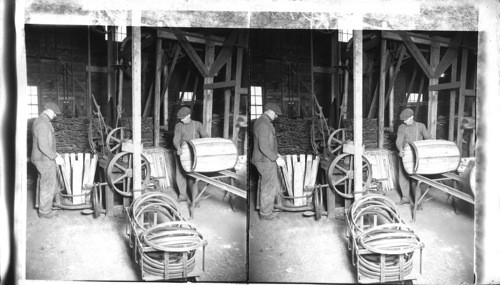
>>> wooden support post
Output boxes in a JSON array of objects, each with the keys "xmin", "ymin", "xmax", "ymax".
[
  {"xmin": 132, "ymin": 17, "xmax": 142, "ymax": 198},
  {"xmin": 378, "ymin": 38, "xmax": 387, "ymax": 149},
  {"xmin": 385, "ymin": 44, "xmax": 406, "ymax": 107},
  {"xmin": 162, "ymin": 44, "xmax": 181, "ymax": 103},
  {"xmin": 448, "ymin": 57, "xmax": 458, "ymax": 141},
  {"xmin": 341, "ymin": 63, "xmax": 349, "ymax": 122},
  {"xmin": 388, "ymin": 65, "xmax": 395, "ymax": 130},
  {"xmin": 404, "ymin": 69, "xmax": 417, "ymax": 106},
  {"xmin": 367, "ymin": 83, "xmax": 379, "ymax": 118},
  {"xmin": 311, "ymin": 30, "xmax": 315, "ymax": 124},
  {"xmin": 14, "ymin": 21, "xmax": 28, "ymax": 280},
  {"xmin": 232, "ymin": 35, "xmax": 244, "ymax": 144},
  {"xmin": 154, "ymin": 39, "xmax": 163, "ymax": 147},
  {"xmin": 427, "ymin": 39, "xmax": 440, "ymax": 138},
  {"xmin": 415, "ymin": 76, "xmax": 425, "ymax": 118},
  {"xmin": 191, "ymin": 76, "xmax": 199, "ymax": 110},
  {"xmin": 203, "ymin": 40, "xmax": 215, "ymax": 136},
  {"xmin": 353, "ymin": 30, "xmax": 363, "ymax": 200},
  {"xmin": 224, "ymin": 56, "xmax": 232, "ymax": 139},
  {"xmin": 117, "ymin": 58, "xmax": 124, "ymax": 122},
  {"xmin": 87, "ymin": 26, "xmax": 92, "ymax": 118},
  {"xmin": 331, "ymin": 31, "xmax": 339, "ymax": 127},
  {"xmin": 179, "ymin": 69, "xmax": 192, "ymax": 102},
  {"xmin": 457, "ymin": 48, "xmax": 469, "ymax": 151},
  {"xmin": 163, "ymin": 62, "xmax": 169, "ymax": 129},
  {"xmin": 142, "ymin": 82, "xmax": 154, "ymax": 118},
  {"xmin": 107, "ymin": 26, "xmax": 114, "ymax": 102}
]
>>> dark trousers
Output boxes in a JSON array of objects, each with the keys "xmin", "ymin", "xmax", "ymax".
[
  {"xmin": 253, "ymin": 161, "xmax": 280, "ymax": 216},
  {"xmin": 175, "ymin": 155, "xmax": 194, "ymax": 199},
  {"xmin": 398, "ymin": 159, "xmax": 427, "ymax": 201},
  {"xmin": 33, "ymin": 160, "xmax": 57, "ymax": 214}
]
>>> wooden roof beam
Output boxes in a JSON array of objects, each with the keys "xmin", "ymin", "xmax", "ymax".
[{"xmin": 399, "ymin": 32, "xmax": 434, "ymax": 79}]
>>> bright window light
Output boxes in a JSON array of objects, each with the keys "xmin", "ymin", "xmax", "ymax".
[
  {"xmin": 338, "ymin": 29, "xmax": 353, "ymax": 43},
  {"xmin": 106, "ymin": 26, "xmax": 127, "ymax": 42},
  {"xmin": 28, "ymin": 86, "xmax": 39, "ymax": 119},
  {"xmin": 406, "ymin": 93, "xmax": 420, "ymax": 103},
  {"xmin": 180, "ymin": 91, "xmax": 193, "ymax": 102},
  {"xmin": 251, "ymin": 86, "xmax": 263, "ymax": 119}
]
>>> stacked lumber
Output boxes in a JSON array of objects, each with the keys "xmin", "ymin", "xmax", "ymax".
[
  {"xmin": 141, "ymin": 147, "xmax": 176, "ymax": 191},
  {"xmin": 58, "ymin": 153, "xmax": 98, "ymax": 204},
  {"xmin": 363, "ymin": 149, "xmax": 398, "ymax": 192},
  {"xmin": 280, "ymin": 154, "xmax": 320, "ymax": 206},
  {"xmin": 120, "ymin": 117, "xmax": 171, "ymax": 149},
  {"xmin": 344, "ymin": 119, "xmax": 397, "ymax": 150},
  {"xmin": 273, "ymin": 118, "xmax": 315, "ymax": 155}
]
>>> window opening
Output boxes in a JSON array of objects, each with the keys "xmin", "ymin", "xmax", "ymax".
[
  {"xmin": 250, "ymin": 86, "xmax": 263, "ymax": 120},
  {"xmin": 27, "ymin": 86, "xmax": 39, "ymax": 119}
]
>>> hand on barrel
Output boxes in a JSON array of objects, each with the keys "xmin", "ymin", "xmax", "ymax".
[
  {"xmin": 55, "ymin": 154, "xmax": 64, "ymax": 165},
  {"xmin": 399, "ymin": 150, "xmax": 405, "ymax": 157},
  {"xmin": 276, "ymin": 155, "xmax": 286, "ymax": 167},
  {"xmin": 176, "ymin": 148, "xmax": 182, "ymax": 155}
]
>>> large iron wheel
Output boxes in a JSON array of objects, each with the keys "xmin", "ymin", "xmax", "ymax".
[
  {"xmin": 327, "ymin": 153, "xmax": 372, "ymax": 199},
  {"xmin": 106, "ymin": 127, "xmax": 132, "ymax": 155},
  {"xmin": 106, "ymin": 151, "xmax": 151, "ymax": 196},
  {"xmin": 327, "ymin": 128, "xmax": 353, "ymax": 156}
]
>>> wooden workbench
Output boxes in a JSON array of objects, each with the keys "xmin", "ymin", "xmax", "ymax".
[
  {"xmin": 409, "ymin": 171, "xmax": 474, "ymax": 221},
  {"xmin": 187, "ymin": 170, "xmax": 246, "ymax": 218}
]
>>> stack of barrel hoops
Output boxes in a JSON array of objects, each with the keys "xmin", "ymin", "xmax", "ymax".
[
  {"xmin": 345, "ymin": 194, "xmax": 424, "ymax": 283},
  {"xmin": 126, "ymin": 192, "xmax": 207, "ymax": 281}
]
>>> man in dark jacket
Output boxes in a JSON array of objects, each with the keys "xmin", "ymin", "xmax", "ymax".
[
  {"xmin": 396, "ymin": 108, "xmax": 431, "ymax": 205},
  {"xmin": 173, "ymin": 107, "xmax": 209, "ymax": 202},
  {"xmin": 252, "ymin": 103, "xmax": 286, "ymax": 221},
  {"xmin": 32, "ymin": 102, "xmax": 64, "ymax": 218}
]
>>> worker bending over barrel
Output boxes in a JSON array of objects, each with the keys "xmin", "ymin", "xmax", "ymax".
[
  {"xmin": 173, "ymin": 107, "xmax": 209, "ymax": 202},
  {"xmin": 252, "ymin": 103, "xmax": 286, "ymax": 221},
  {"xmin": 396, "ymin": 108, "xmax": 431, "ymax": 205}
]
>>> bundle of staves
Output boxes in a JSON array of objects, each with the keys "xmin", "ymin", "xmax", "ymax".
[
  {"xmin": 58, "ymin": 153, "xmax": 98, "ymax": 204},
  {"xmin": 274, "ymin": 117, "xmax": 315, "ymax": 155},
  {"xmin": 141, "ymin": 147, "xmax": 176, "ymax": 191},
  {"xmin": 363, "ymin": 149, "xmax": 398, "ymax": 192},
  {"xmin": 280, "ymin": 154, "xmax": 320, "ymax": 206}
]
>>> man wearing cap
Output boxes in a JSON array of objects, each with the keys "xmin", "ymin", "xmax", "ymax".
[
  {"xmin": 32, "ymin": 102, "xmax": 64, "ymax": 218},
  {"xmin": 396, "ymin": 108, "xmax": 431, "ymax": 205},
  {"xmin": 173, "ymin": 107, "xmax": 209, "ymax": 202},
  {"xmin": 252, "ymin": 102, "xmax": 286, "ymax": 221}
]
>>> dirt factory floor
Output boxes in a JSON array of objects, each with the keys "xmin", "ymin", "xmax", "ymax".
[
  {"xmin": 25, "ymin": 171, "xmax": 247, "ymax": 282},
  {"xmin": 248, "ymin": 180, "xmax": 474, "ymax": 284}
]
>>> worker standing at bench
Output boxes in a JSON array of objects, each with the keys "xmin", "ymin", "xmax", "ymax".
[
  {"xmin": 396, "ymin": 108, "xmax": 431, "ymax": 205},
  {"xmin": 173, "ymin": 107, "xmax": 209, "ymax": 202},
  {"xmin": 252, "ymin": 103, "xmax": 286, "ymax": 221}
]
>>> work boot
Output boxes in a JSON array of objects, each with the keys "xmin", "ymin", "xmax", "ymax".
[
  {"xmin": 38, "ymin": 211, "xmax": 58, "ymax": 219},
  {"xmin": 259, "ymin": 213, "xmax": 280, "ymax": 221},
  {"xmin": 177, "ymin": 194, "xmax": 188, "ymax": 202},
  {"xmin": 396, "ymin": 196, "xmax": 411, "ymax": 205}
]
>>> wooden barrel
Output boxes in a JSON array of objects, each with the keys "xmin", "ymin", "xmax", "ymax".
[
  {"xmin": 179, "ymin": 138, "xmax": 238, "ymax": 173},
  {"xmin": 402, "ymin": 140, "xmax": 460, "ymax": 175}
]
